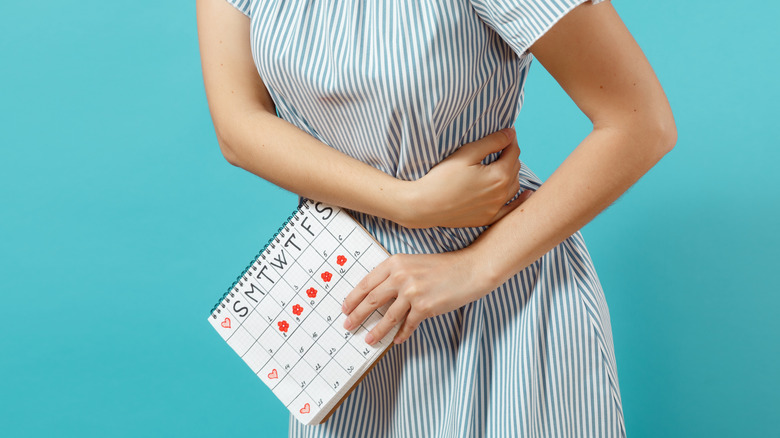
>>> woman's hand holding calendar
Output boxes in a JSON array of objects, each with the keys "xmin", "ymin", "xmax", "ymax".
[{"xmin": 341, "ymin": 189, "xmax": 534, "ymax": 346}]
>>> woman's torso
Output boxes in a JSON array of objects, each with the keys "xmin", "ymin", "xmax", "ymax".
[{"xmin": 247, "ymin": 1, "xmax": 540, "ymax": 254}]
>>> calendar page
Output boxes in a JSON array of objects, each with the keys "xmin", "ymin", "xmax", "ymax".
[{"xmin": 207, "ymin": 199, "xmax": 399, "ymax": 425}]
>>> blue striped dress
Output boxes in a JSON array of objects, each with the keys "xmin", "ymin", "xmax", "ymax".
[{"xmin": 223, "ymin": 0, "xmax": 626, "ymax": 436}]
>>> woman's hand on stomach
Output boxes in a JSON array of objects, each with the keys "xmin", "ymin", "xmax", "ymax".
[{"xmin": 399, "ymin": 127, "xmax": 532, "ymax": 229}]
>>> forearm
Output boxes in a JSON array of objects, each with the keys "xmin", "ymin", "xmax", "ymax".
[
  {"xmin": 466, "ymin": 124, "xmax": 675, "ymax": 292},
  {"xmin": 218, "ymin": 109, "xmax": 412, "ymax": 223}
]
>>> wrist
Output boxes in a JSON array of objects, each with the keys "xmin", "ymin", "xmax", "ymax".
[
  {"xmin": 459, "ymin": 239, "xmax": 506, "ymax": 295},
  {"xmin": 391, "ymin": 179, "xmax": 430, "ymax": 229}
]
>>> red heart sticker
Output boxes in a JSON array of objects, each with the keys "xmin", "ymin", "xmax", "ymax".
[
  {"xmin": 278, "ymin": 320, "xmax": 289, "ymax": 333},
  {"xmin": 267, "ymin": 368, "xmax": 278, "ymax": 379},
  {"xmin": 300, "ymin": 403, "xmax": 310, "ymax": 414},
  {"xmin": 321, "ymin": 271, "xmax": 332, "ymax": 282},
  {"xmin": 336, "ymin": 255, "xmax": 347, "ymax": 266},
  {"xmin": 292, "ymin": 304, "xmax": 303, "ymax": 316},
  {"xmin": 220, "ymin": 317, "xmax": 231, "ymax": 329},
  {"xmin": 306, "ymin": 287, "xmax": 318, "ymax": 298}
]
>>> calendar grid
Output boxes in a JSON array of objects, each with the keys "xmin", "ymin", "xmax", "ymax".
[{"xmin": 208, "ymin": 199, "xmax": 393, "ymax": 422}]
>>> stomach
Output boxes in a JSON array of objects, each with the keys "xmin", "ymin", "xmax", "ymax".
[{"xmin": 303, "ymin": 158, "xmax": 542, "ymax": 256}]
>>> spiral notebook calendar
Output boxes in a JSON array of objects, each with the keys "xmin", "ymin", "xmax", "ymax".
[{"xmin": 207, "ymin": 198, "xmax": 398, "ymax": 425}]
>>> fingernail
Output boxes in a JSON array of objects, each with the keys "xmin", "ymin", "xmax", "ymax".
[
  {"xmin": 343, "ymin": 319, "xmax": 351, "ymax": 330},
  {"xmin": 364, "ymin": 333, "xmax": 375, "ymax": 345},
  {"xmin": 501, "ymin": 128, "xmax": 512, "ymax": 141}
]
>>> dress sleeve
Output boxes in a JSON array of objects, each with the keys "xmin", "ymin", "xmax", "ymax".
[
  {"xmin": 224, "ymin": 0, "xmax": 251, "ymax": 18},
  {"xmin": 469, "ymin": 0, "xmax": 608, "ymax": 57}
]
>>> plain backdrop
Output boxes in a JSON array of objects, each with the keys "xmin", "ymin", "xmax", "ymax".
[{"xmin": 1, "ymin": 0, "xmax": 778, "ymax": 436}]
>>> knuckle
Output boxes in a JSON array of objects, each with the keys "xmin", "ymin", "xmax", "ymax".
[
  {"xmin": 490, "ymin": 172, "xmax": 505, "ymax": 188},
  {"xmin": 389, "ymin": 270, "xmax": 405, "ymax": 284},
  {"xmin": 421, "ymin": 296, "xmax": 440, "ymax": 317},
  {"xmin": 403, "ymin": 285, "xmax": 421, "ymax": 299},
  {"xmin": 385, "ymin": 313, "xmax": 399, "ymax": 325},
  {"xmin": 387, "ymin": 255, "xmax": 403, "ymax": 270},
  {"xmin": 415, "ymin": 302, "xmax": 433, "ymax": 318},
  {"xmin": 365, "ymin": 292, "xmax": 378, "ymax": 307}
]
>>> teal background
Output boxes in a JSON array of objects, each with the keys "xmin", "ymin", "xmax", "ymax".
[{"xmin": 1, "ymin": 0, "xmax": 777, "ymax": 437}]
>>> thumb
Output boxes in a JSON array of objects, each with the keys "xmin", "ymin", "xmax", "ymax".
[{"xmin": 451, "ymin": 127, "xmax": 515, "ymax": 164}]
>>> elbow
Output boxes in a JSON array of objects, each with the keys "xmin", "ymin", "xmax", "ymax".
[
  {"xmin": 631, "ymin": 110, "xmax": 678, "ymax": 160},
  {"xmin": 597, "ymin": 109, "xmax": 677, "ymax": 163},
  {"xmin": 216, "ymin": 134, "xmax": 242, "ymax": 167},
  {"xmin": 655, "ymin": 111, "xmax": 678, "ymax": 155}
]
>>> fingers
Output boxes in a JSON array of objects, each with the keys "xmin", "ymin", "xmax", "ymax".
[
  {"xmin": 512, "ymin": 155, "xmax": 522, "ymax": 176},
  {"xmin": 392, "ymin": 309, "xmax": 426, "ymax": 344},
  {"xmin": 506, "ymin": 178, "xmax": 522, "ymax": 202},
  {"xmin": 342, "ymin": 263, "xmax": 389, "ymax": 315},
  {"xmin": 451, "ymin": 127, "xmax": 516, "ymax": 164},
  {"xmin": 485, "ymin": 134, "xmax": 521, "ymax": 206},
  {"xmin": 364, "ymin": 299, "xmax": 411, "ymax": 345},
  {"xmin": 491, "ymin": 135, "xmax": 521, "ymax": 175},
  {"xmin": 343, "ymin": 281, "xmax": 396, "ymax": 331}
]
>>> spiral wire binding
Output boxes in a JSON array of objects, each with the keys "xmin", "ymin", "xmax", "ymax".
[{"xmin": 209, "ymin": 198, "xmax": 312, "ymax": 317}]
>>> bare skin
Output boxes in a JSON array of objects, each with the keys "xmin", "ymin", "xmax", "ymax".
[{"xmin": 197, "ymin": 0, "xmax": 677, "ymax": 346}]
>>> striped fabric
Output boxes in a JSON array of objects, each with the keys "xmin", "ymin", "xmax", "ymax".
[{"xmin": 223, "ymin": 0, "xmax": 625, "ymax": 436}]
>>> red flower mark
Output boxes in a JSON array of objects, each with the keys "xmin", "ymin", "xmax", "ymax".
[
  {"xmin": 292, "ymin": 304, "xmax": 303, "ymax": 316},
  {"xmin": 336, "ymin": 255, "xmax": 347, "ymax": 266},
  {"xmin": 306, "ymin": 287, "xmax": 318, "ymax": 298},
  {"xmin": 277, "ymin": 320, "xmax": 289, "ymax": 333},
  {"xmin": 321, "ymin": 271, "xmax": 333, "ymax": 282}
]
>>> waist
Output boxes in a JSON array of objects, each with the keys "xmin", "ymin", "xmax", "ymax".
[
  {"xmin": 297, "ymin": 159, "xmax": 542, "ymax": 254},
  {"xmin": 348, "ymin": 211, "xmax": 489, "ymax": 255}
]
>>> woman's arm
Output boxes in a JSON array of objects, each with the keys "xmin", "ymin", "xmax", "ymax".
[
  {"xmin": 474, "ymin": 0, "xmax": 677, "ymax": 289},
  {"xmin": 196, "ymin": 0, "xmax": 528, "ymax": 229},
  {"xmin": 342, "ymin": 0, "xmax": 677, "ymax": 345}
]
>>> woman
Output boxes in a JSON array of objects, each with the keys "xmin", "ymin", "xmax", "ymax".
[{"xmin": 197, "ymin": 0, "xmax": 675, "ymax": 436}]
